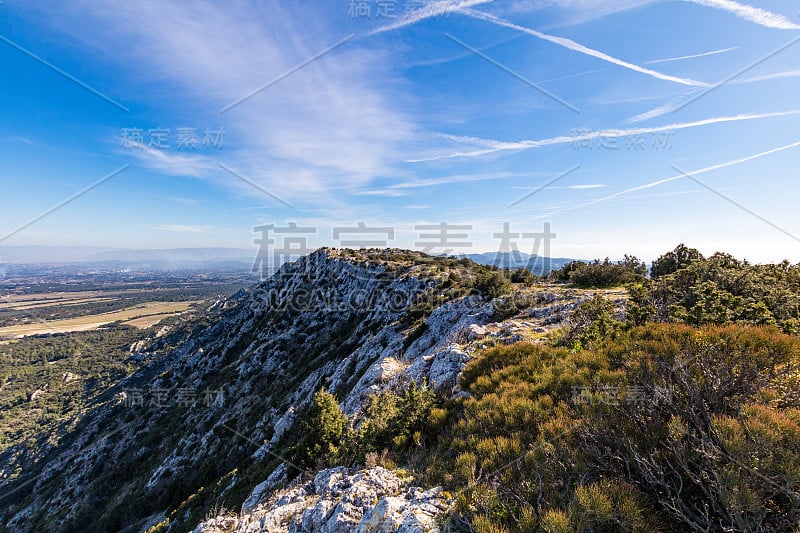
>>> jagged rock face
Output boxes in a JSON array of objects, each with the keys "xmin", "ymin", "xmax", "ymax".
[
  {"xmin": 0, "ymin": 250, "xmax": 483, "ymax": 532},
  {"xmin": 194, "ymin": 467, "xmax": 451, "ymax": 533}
]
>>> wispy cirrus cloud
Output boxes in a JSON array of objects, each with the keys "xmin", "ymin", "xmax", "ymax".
[
  {"xmin": 120, "ymin": 144, "xmax": 218, "ymax": 178},
  {"xmin": 685, "ymin": 0, "xmax": 800, "ymax": 30},
  {"xmin": 624, "ymin": 89, "xmax": 703, "ymax": 123},
  {"xmin": 734, "ymin": 68, "xmax": 800, "ymax": 84},
  {"xmin": 410, "ymin": 110, "xmax": 800, "ymax": 161},
  {"xmin": 491, "ymin": 0, "xmax": 655, "ymax": 28},
  {"xmin": 170, "ymin": 197, "xmax": 201, "ymax": 206},
  {"xmin": 540, "ymin": 47, "xmax": 737, "ymax": 91},
  {"xmin": 350, "ymin": 170, "xmax": 543, "ymax": 198},
  {"xmin": 28, "ymin": 1, "xmax": 415, "ymax": 205},
  {"xmin": 511, "ymin": 183, "xmax": 605, "ymax": 190},
  {"xmin": 645, "ymin": 46, "xmax": 740, "ymax": 64},
  {"xmin": 460, "ymin": 8, "xmax": 710, "ymax": 87},
  {"xmin": 406, "ymin": 34, "xmax": 522, "ymax": 68},
  {"xmin": 352, "ymin": 189, "xmax": 409, "ymax": 197},
  {"xmin": 628, "ymin": 66, "xmax": 800, "ymax": 124},
  {"xmin": 369, "ymin": 0, "xmax": 493, "ymax": 35},
  {"xmin": 389, "ymin": 171, "xmax": 517, "ymax": 188}
]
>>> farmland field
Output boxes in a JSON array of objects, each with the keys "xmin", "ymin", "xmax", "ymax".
[{"xmin": 0, "ymin": 301, "xmax": 200, "ymax": 338}]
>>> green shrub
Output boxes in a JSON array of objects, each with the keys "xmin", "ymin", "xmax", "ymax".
[
  {"xmin": 509, "ymin": 268, "xmax": 535, "ymax": 285},
  {"xmin": 551, "ymin": 256, "xmax": 646, "ymax": 288},
  {"xmin": 558, "ymin": 294, "xmax": 623, "ymax": 350},
  {"xmin": 629, "ymin": 250, "xmax": 800, "ymax": 332},
  {"xmin": 650, "ymin": 243, "xmax": 704, "ymax": 278},
  {"xmin": 293, "ymin": 388, "xmax": 347, "ymax": 468},
  {"xmin": 474, "ymin": 270, "xmax": 511, "ymax": 299}
]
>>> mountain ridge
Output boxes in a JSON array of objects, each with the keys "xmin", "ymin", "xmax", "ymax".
[{"xmin": 0, "ymin": 248, "xmax": 596, "ymax": 532}]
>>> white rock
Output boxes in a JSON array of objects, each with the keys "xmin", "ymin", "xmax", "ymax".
[
  {"xmin": 428, "ymin": 345, "xmax": 470, "ymax": 395},
  {"xmin": 356, "ymin": 496, "xmax": 407, "ymax": 532},
  {"xmin": 196, "ymin": 467, "xmax": 451, "ymax": 533},
  {"xmin": 242, "ymin": 464, "xmax": 289, "ymax": 513}
]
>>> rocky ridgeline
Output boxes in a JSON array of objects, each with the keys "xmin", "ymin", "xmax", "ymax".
[{"xmin": 1, "ymin": 249, "xmax": 596, "ymax": 532}]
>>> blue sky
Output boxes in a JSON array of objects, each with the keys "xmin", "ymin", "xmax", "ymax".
[{"xmin": 1, "ymin": 0, "xmax": 799, "ymax": 262}]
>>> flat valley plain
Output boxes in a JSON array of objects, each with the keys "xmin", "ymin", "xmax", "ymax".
[{"xmin": 0, "ymin": 264, "xmax": 253, "ymax": 339}]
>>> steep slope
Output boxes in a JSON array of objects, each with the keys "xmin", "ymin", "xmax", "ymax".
[{"xmin": 0, "ymin": 249, "xmax": 591, "ymax": 532}]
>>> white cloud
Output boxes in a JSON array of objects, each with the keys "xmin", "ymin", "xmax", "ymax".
[
  {"xmin": 406, "ymin": 34, "xmax": 523, "ymax": 68},
  {"xmin": 566, "ymin": 184, "xmax": 605, "ymax": 189},
  {"xmin": 121, "ymin": 145, "xmax": 218, "ymax": 178},
  {"xmin": 685, "ymin": 0, "xmax": 800, "ymax": 30},
  {"xmin": 645, "ymin": 46, "xmax": 740, "ymax": 64},
  {"xmin": 410, "ymin": 110, "xmax": 800, "ymax": 161},
  {"xmin": 628, "ymin": 67, "xmax": 800, "ymax": 124},
  {"xmin": 352, "ymin": 189, "xmax": 409, "ymax": 197},
  {"xmin": 734, "ymin": 69, "xmax": 800, "ymax": 84},
  {"xmin": 511, "ymin": 183, "xmax": 605, "ymax": 189},
  {"xmin": 171, "ymin": 197, "xmax": 201, "ymax": 206},
  {"xmin": 536, "ymin": 68, "xmax": 606, "ymax": 84},
  {"xmin": 461, "ymin": 8, "xmax": 710, "ymax": 87},
  {"xmin": 493, "ymin": 0, "xmax": 656, "ymax": 28},
  {"xmin": 624, "ymin": 89, "xmax": 702, "ymax": 123},
  {"xmin": 389, "ymin": 171, "xmax": 517, "ymax": 188}
]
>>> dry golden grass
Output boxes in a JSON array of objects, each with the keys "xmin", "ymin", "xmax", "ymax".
[
  {"xmin": 122, "ymin": 312, "xmax": 184, "ymax": 329},
  {"xmin": 0, "ymin": 301, "xmax": 198, "ymax": 338},
  {"xmin": 0, "ymin": 289, "xmax": 177, "ymax": 310},
  {"xmin": 0, "ymin": 297, "xmax": 115, "ymax": 311}
]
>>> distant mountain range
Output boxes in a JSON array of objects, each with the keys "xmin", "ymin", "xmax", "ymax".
[
  {"xmin": 462, "ymin": 251, "xmax": 576, "ymax": 274},
  {"xmin": 0, "ymin": 246, "xmax": 253, "ymax": 265}
]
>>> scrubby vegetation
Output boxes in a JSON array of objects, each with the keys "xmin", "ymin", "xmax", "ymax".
[
  {"xmin": 285, "ymin": 320, "xmax": 800, "ymax": 532},
  {"xmin": 0, "ymin": 326, "xmax": 151, "ymax": 450},
  {"xmin": 550, "ymin": 256, "xmax": 647, "ymax": 288},
  {"xmin": 555, "ymin": 293, "xmax": 623, "ymax": 351},
  {"xmin": 629, "ymin": 245, "xmax": 800, "ymax": 333},
  {"xmin": 474, "ymin": 269, "xmax": 513, "ymax": 299},
  {"xmin": 292, "ymin": 379, "xmax": 439, "ymax": 471},
  {"xmin": 410, "ymin": 323, "xmax": 799, "ymax": 532}
]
